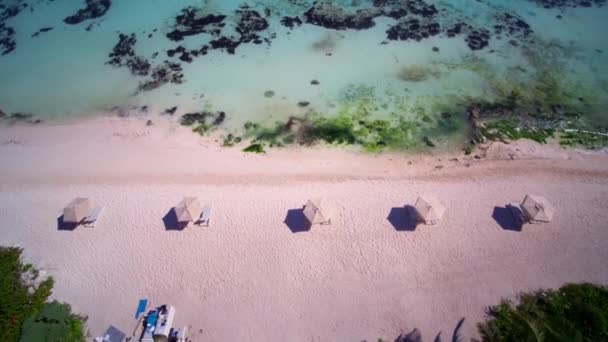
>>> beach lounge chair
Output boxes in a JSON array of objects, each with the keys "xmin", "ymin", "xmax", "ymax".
[
  {"xmin": 83, "ymin": 207, "xmax": 104, "ymax": 228},
  {"xmin": 196, "ymin": 205, "xmax": 212, "ymax": 227},
  {"xmin": 520, "ymin": 195, "xmax": 555, "ymax": 224}
]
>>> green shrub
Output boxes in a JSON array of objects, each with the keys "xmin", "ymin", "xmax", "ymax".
[
  {"xmin": 20, "ymin": 301, "xmax": 86, "ymax": 342},
  {"xmin": 559, "ymin": 130, "xmax": 608, "ymax": 149},
  {"xmin": 0, "ymin": 247, "xmax": 86, "ymax": 342},
  {"xmin": 478, "ymin": 283, "xmax": 608, "ymax": 342},
  {"xmin": 482, "ymin": 119, "xmax": 554, "ymax": 144},
  {"xmin": 243, "ymin": 143, "xmax": 265, "ymax": 153},
  {"xmin": 0, "ymin": 247, "xmax": 54, "ymax": 342}
]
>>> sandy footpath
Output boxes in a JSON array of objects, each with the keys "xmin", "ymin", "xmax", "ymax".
[{"xmin": 1, "ymin": 117, "xmax": 607, "ymax": 341}]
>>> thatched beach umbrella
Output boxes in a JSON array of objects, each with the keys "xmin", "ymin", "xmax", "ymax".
[
  {"xmin": 414, "ymin": 196, "xmax": 445, "ymax": 225},
  {"xmin": 63, "ymin": 197, "xmax": 92, "ymax": 223},
  {"xmin": 175, "ymin": 197, "xmax": 202, "ymax": 223},
  {"xmin": 521, "ymin": 195, "xmax": 555, "ymax": 223},
  {"xmin": 303, "ymin": 198, "xmax": 332, "ymax": 226}
]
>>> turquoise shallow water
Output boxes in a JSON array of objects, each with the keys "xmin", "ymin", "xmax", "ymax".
[{"xmin": 1, "ymin": 0, "xmax": 607, "ymax": 138}]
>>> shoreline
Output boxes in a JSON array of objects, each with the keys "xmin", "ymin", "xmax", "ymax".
[{"xmin": 1, "ymin": 115, "xmax": 608, "ymax": 341}]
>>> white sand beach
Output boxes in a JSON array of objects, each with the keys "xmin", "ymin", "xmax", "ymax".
[{"xmin": 1, "ymin": 116, "xmax": 608, "ymax": 341}]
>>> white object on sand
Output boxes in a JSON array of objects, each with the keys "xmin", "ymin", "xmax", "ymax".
[
  {"xmin": 521, "ymin": 195, "xmax": 555, "ymax": 223},
  {"xmin": 174, "ymin": 197, "xmax": 202, "ymax": 224},
  {"xmin": 83, "ymin": 207, "xmax": 104, "ymax": 228},
  {"xmin": 303, "ymin": 198, "xmax": 332, "ymax": 226},
  {"xmin": 197, "ymin": 205, "xmax": 212, "ymax": 227},
  {"xmin": 414, "ymin": 196, "xmax": 445, "ymax": 225},
  {"xmin": 63, "ymin": 197, "xmax": 92, "ymax": 223}
]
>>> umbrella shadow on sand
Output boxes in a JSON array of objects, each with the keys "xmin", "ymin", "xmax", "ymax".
[
  {"xmin": 162, "ymin": 208, "xmax": 188, "ymax": 231},
  {"xmin": 387, "ymin": 205, "xmax": 418, "ymax": 231},
  {"xmin": 492, "ymin": 206, "xmax": 523, "ymax": 232},
  {"xmin": 284, "ymin": 208, "xmax": 311, "ymax": 233},
  {"xmin": 101, "ymin": 326, "xmax": 126, "ymax": 342},
  {"xmin": 57, "ymin": 215, "xmax": 79, "ymax": 231}
]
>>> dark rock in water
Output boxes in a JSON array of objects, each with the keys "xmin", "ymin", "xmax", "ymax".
[
  {"xmin": 297, "ymin": 101, "xmax": 310, "ymax": 107},
  {"xmin": 64, "ymin": 0, "xmax": 111, "ymax": 25},
  {"xmin": 311, "ymin": 79, "xmax": 320, "ymax": 85},
  {"xmin": 140, "ymin": 106, "xmax": 148, "ymax": 113},
  {"xmin": 493, "ymin": 12, "xmax": 533, "ymax": 41},
  {"xmin": 527, "ymin": 0, "xmax": 606, "ymax": 9},
  {"xmin": 0, "ymin": 4, "xmax": 23, "ymax": 56},
  {"xmin": 0, "ymin": 23, "xmax": 16, "ymax": 55},
  {"xmin": 138, "ymin": 61, "xmax": 184, "ymax": 92},
  {"xmin": 280, "ymin": 16, "xmax": 303, "ymax": 29},
  {"xmin": 164, "ymin": 106, "xmax": 178, "ymax": 115},
  {"xmin": 31, "ymin": 27, "xmax": 53, "ymax": 38},
  {"xmin": 432, "ymin": 46, "xmax": 439, "ymax": 52},
  {"xmin": 6, "ymin": 112, "xmax": 40, "ymax": 124},
  {"xmin": 0, "ymin": 108, "xmax": 5, "ymax": 118},
  {"xmin": 236, "ymin": 5, "xmax": 268, "ymax": 41},
  {"xmin": 106, "ymin": 33, "xmax": 151, "ymax": 76},
  {"xmin": 303, "ymin": 2, "xmax": 379, "ymax": 30},
  {"xmin": 181, "ymin": 111, "xmax": 227, "ymax": 127},
  {"xmin": 166, "ymin": 7, "xmax": 226, "ymax": 42},
  {"xmin": 146, "ymin": 119, "xmax": 153, "ymax": 126},
  {"xmin": 465, "ymin": 29, "xmax": 490, "ymax": 50},
  {"xmin": 264, "ymin": 90, "xmax": 275, "ymax": 98},
  {"xmin": 212, "ymin": 111, "xmax": 226, "ymax": 126},
  {"xmin": 386, "ymin": 18, "xmax": 441, "ymax": 42},
  {"xmin": 209, "ymin": 36, "xmax": 240, "ymax": 54}
]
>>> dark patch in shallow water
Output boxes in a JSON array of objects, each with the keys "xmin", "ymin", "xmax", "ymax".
[
  {"xmin": 138, "ymin": 61, "xmax": 184, "ymax": 92},
  {"xmin": 31, "ymin": 27, "xmax": 53, "ymax": 38},
  {"xmin": 0, "ymin": 3, "xmax": 26, "ymax": 56},
  {"xmin": 280, "ymin": 16, "xmax": 303, "ymax": 29},
  {"xmin": 64, "ymin": 0, "xmax": 111, "ymax": 25},
  {"xmin": 303, "ymin": 2, "xmax": 379, "ymax": 30},
  {"xmin": 106, "ymin": 33, "xmax": 151, "ymax": 76},
  {"xmin": 166, "ymin": 7, "xmax": 226, "ymax": 42},
  {"xmin": 528, "ymin": 0, "xmax": 606, "ymax": 8}
]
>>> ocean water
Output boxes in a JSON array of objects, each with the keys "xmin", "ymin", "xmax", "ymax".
[{"xmin": 1, "ymin": 0, "xmax": 607, "ymax": 142}]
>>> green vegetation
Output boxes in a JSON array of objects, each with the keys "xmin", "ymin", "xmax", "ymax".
[
  {"xmin": 482, "ymin": 119, "xmax": 555, "ymax": 144},
  {"xmin": 180, "ymin": 111, "xmax": 226, "ymax": 136},
  {"xmin": 239, "ymin": 91, "xmax": 467, "ymax": 153},
  {"xmin": 221, "ymin": 134, "xmax": 242, "ymax": 147},
  {"xmin": 20, "ymin": 301, "xmax": 86, "ymax": 342},
  {"xmin": 242, "ymin": 143, "xmax": 265, "ymax": 153},
  {"xmin": 0, "ymin": 247, "xmax": 86, "ymax": 342},
  {"xmin": 559, "ymin": 130, "xmax": 608, "ymax": 149},
  {"xmin": 478, "ymin": 283, "xmax": 608, "ymax": 342}
]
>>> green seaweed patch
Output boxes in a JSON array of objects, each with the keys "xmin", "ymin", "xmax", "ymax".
[
  {"xmin": 244, "ymin": 120, "xmax": 286, "ymax": 147},
  {"xmin": 482, "ymin": 119, "xmax": 554, "ymax": 144},
  {"xmin": 397, "ymin": 64, "xmax": 442, "ymax": 82},
  {"xmin": 221, "ymin": 133, "xmax": 242, "ymax": 147},
  {"xmin": 243, "ymin": 143, "xmax": 266, "ymax": 153},
  {"xmin": 559, "ymin": 130, "xmax": 608, "ymax": 149},
  {"xmin": 180, "ymin": 111, "xmax": 226, "ymax": 136}
]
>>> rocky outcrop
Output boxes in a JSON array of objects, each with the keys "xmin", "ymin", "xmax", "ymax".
[{"xmin": 64, "ymin": 0, "xmax": 111, "ymax": 25}]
